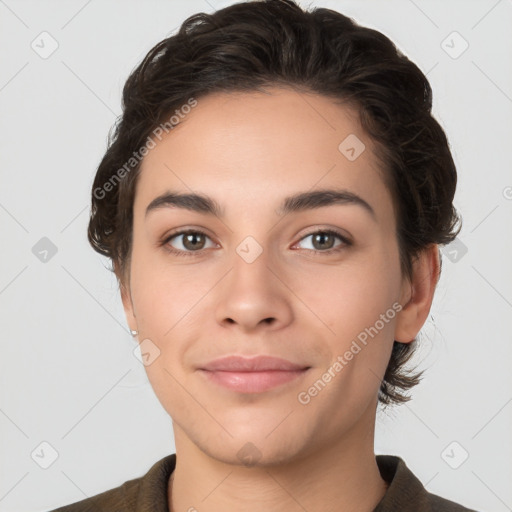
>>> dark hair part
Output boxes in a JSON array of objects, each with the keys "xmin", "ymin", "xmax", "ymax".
[{"xmin": 87, "ymin": 0, "xmax": 461, "ymax": 406}]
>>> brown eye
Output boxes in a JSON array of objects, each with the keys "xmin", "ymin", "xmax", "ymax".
[
  {"xmin": 295, "ymin": 229, "xmax": 350, "ymax": 253},
  {"xmin": 164, "ymin": 230, "xmax": 216, "ymax": 255},
  {"xmin": 182, "ymin": 232, "xmax": 206, "ymax": 250},
  {"xmin": 311, "ymin": 232, "xmax": 336, "ymax": 250}
]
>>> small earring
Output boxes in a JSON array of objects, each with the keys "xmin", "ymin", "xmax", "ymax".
[{"xmin": 130, "ymin": 329, "xmax": 138, "ymax": 337}]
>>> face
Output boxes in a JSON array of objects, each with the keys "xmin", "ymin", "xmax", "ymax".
[{"xmin": 122, "ymin": 87, "xmax": 414, "ymax": 466}]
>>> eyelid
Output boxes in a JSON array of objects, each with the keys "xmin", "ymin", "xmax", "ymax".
[
  {"xmin": 291, "ymin": 228, "xmax": 351, "ymax": 253},
  {"xmin": 161, "ymin": 228, "xmax": 218, "ymax": 255},
  {"xmin": 161, "ymin": 226, "xmax": 352, "ymax": 256}
]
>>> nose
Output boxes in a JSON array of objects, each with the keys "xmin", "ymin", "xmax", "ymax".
[{"xmin": 214, "ymin": 247, "xmax": 294, "ymax": 334}]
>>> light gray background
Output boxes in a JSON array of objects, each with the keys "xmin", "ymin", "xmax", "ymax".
[{"xmin": 1, "ymin": 0, "xmax": 511, "ymax": 511}]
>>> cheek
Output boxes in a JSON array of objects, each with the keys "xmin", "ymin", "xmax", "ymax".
[
  {"xmin": 128, "ymin": 252, "xmax": 220, "ymax": 405},
  {"xmin": 129, "ymin": 264, "xmax": 202, "ymax": 416},
  {"xmin": 130, "ymin": 243, "xmax": 210, "ymax": 335},
  {"xmin": 291, "ymin": 251, "xmax": 402, "ymax": 337}
]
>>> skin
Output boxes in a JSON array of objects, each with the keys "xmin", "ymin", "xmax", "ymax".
[{"xmin": 119, "ymin": 87, "xmax": 440, "ymax": 511}]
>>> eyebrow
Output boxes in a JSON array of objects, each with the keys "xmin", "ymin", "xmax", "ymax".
[{"xmin": 145, "ymin": 188, "xmax": 376, "ymax": 221}]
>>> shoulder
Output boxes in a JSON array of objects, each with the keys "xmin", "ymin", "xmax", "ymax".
[
  {"xmin": 47, "ymin": 478, "xmax": 139, "ymax": 512},
  {"xmin": 427, "ymin": 492, "xmax": 479, "ymax": 512},
  {"xmin": 375, "ymin": 455, "xmax": 479, "ymax": 512},
  {"xmin": 46, "ymin": 454, "xmax": 176, "ymax": 512}
]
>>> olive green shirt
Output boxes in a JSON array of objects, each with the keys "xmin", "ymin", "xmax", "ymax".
[{"xmin": 48, "ymin": 454, "xmax": 478, "ymax": 511}]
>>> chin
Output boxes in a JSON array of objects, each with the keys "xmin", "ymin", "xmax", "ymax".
[{"xmin": 193, "ymin": 428, "xmax": 309, "ymax": 469}]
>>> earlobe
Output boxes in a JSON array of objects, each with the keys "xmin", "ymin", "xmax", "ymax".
[{"xmin": 394, "ymin": 245, "xmax": 440, "ymax": 343}]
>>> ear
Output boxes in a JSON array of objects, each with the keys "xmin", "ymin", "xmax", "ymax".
[
  {"xmin": 394, "ymin": 244, "xmax": 440, "ymax": 343},
  {"xmin": 116, "ymin": 263, "xmax": 137, "ymax": 333}
]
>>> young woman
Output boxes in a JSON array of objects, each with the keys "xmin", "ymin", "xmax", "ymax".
[{"xmin": 52, "ymin": 0, "xmax": 477, "ymax": 510}]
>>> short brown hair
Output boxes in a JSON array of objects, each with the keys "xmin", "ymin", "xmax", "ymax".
[{"xmin": 87, "ymin": 0, "xmax": 461, "ymax": 406}]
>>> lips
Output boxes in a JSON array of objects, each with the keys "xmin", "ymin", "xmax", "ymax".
[
  {"xmin": 200, "ymin": 355, "xmax": 308, "ymax": 372},
  {"xmin": 198, "ymin": 355, "xmax": 310, "ymax": 393}
]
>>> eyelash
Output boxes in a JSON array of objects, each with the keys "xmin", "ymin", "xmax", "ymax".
[{"xmin": 161, "ymin": 228, "xmax": 352, "ymax": 258}]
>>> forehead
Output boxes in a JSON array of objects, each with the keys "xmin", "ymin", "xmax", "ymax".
[{"xmin": 135, "ymin": 87, "xmax": 392, "ymax": 221}]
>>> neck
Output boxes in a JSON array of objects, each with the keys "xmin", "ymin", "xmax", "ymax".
[{"xmin": 169, "ymin": 405, "xmax": 388, "ymax": 512}]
